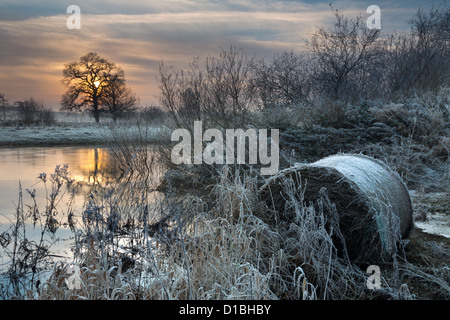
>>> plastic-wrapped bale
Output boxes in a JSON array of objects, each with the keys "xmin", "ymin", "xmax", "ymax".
[{"xmin": 259, "ymin": 154, "xmax": 413, "ymax": 262}]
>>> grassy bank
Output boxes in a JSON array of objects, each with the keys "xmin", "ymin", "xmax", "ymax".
[
  {"xmin": 1, "ymin": 165, "xmax": 448, "ymax": 300},
  {"xmin": 0, "ymin": 121, "xmax": 166, "ymax": 147},
  {"xmin": 0, "ymin": 92, "xmax": 448, "ymax": 300}
]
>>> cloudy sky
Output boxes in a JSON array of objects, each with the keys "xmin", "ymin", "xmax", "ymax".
[{"xmin": 0, "ymin": 0, "xmax": 444, "ymax": 108}]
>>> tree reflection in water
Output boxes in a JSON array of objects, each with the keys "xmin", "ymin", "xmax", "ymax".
[
  {"xmin": 0, "ymin": 146, "xmax": 164, "ymax": 226},
  {"xmin": 68, "ymin": 148, "xmax": 122, "ymax": 196}
]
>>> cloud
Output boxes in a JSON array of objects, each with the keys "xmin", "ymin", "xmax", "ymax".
[
  {"xmin": 0, "ymin": 8, "xmax": 330, "ymax": 107},
  {"xmin": 0, "ymin": 0, "xmax": 445, "ymax": 107}
]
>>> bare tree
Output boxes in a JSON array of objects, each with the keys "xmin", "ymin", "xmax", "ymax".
[
  {"xmin": 158, "ymin": 47, "xmax": 257, "ymax": 129},
  {"xmin": 407, "ymin": 4, "xmax": 449, "ymax": 92},
  {"xmin": 101, "ymin": 69, "xmax": 137, "ymax": 121},
  {"xmin": 306, "ymin": 6, "xmax": 381, "ymax": 102},
  {"xmin": 410, "ymin": 4, "xmax": 449, "ymax": 50},
  {"xmin": 0, "ymin": 92, "xmax": 8, "ymax": 121},
  {"xmin": 16, "ymin": 97, "xmax": 55, "ymax": 126},
  {"xmin": 61, "ymin": 52, "xmax": 120, "ymax": 123},
  {"xmin": 204, "ymin": 47, "xmax": 256, "ymax": 125},
  {"xmin": 158, "ymin": 50, "xmax": 262, "ymax": 130},
  {"xmin": 378, "ymin": 4, "xmax": 449, "ymax": 99},
  {"xmin": 158, "ymin": 61, "xmax": 183, "ymax": 128},
  {"xmin": 251, "ymin": 51, "xmax": 312, "ymax": 108}
]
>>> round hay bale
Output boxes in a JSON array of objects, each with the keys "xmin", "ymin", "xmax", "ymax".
[{"xmin": 259, "ymin": 154, "xmax": 413, "ymax": 262}]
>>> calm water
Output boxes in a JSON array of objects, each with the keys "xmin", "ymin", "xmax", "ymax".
[
  {"xmin": 0, "ymin": 146, "xmax": 121, "ymax": 224},
  {"xmin": 0, "ymin": 146, "xmax": 127, "ymax": 270},
  {"xmin": 0, "ymin": 145, "xmax": 164, "ymax": 281}
]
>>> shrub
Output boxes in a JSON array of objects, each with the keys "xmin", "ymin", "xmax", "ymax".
[{"xmin": 16, "ymin": 97, "xmax": 56, "ymax": 126}]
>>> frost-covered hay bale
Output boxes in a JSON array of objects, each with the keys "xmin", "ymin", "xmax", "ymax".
[{"xmin": 259, "ymin": 154, "xmax": 413, "ymax": 262}]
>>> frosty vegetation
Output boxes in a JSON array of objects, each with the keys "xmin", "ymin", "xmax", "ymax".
[{"xmin": 0, "ymin": 5, "xmax": 449, "ymax": 300}]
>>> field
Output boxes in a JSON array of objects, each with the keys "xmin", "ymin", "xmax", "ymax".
[{"xmin": 0, "ymin": 111, "xmax": 165, "ymax": 147}]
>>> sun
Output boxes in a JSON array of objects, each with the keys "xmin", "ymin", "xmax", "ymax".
[{"xmin": 94, "ymin": 80, "xmax": 100, "ymax": 88}]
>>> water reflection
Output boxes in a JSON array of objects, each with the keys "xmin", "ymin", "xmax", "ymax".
[
  {"xmin": 0, "ymin": 146, "xmax": 165, "ymax": 221},
  {"xmin": 0, "ymin": 146, "xmax": 165, "ymax": 276},
  {"xmin": 68, "ymin": 148, "xmax": 117, "ymax": 185},
  {"xmin": 0, "ymin": 146, "xmax": 122, "ymax": 221}
]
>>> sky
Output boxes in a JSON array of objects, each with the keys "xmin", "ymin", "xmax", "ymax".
[{"xmin": 0, "ymin": 0, "xmax": 446, "ymax": 109}]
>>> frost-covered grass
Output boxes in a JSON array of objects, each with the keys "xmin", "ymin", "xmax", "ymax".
[
  {"xmin": 1, "ymin": 160, "xmax": 449, "ymax": 300},
  {"xmin": 0, "ymin": 89, "xmax": 449, "ymax": 300},
  {"xmin": 0, "ymin": 118, "xmax": 165, "ymax": 147},
  {"xmin": 0, "ymin": 124, "xmax": 112, "ymax": 146}
]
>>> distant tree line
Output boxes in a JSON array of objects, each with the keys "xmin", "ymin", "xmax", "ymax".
[
  {"xmin": 158, "ymin": 4, "xmax": 449, "ymax": 129},
  {"xmin": 15, "ymin": 97, "xmax": 56, "ymax": 126},
  {"xmin": 0, "ymin": 92, "xmax": 8, "ymax": 121},
  {"xmin": 4, "ymin": 4, "xmax": 448, "ymax": 127},
  {"xmin": 0, "ymin": 94, "xmax": 56, "ymax": 126}
]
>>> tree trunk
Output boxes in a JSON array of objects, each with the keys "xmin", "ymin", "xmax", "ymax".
[{"xmin": 92, "ymin": 98, "xmax": 100, "ymax": 123}]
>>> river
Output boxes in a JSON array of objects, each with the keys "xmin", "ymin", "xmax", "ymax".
[
  {"xmin": 0, "ymin": 145, "xmax": 166, "ymax": 278},
  {"xmin": 0, "ymin": 146, "xmax": 121, "ymax": 221},
  {"xmin": 0, "ymin": 146, "xmax": 124, "ymax": 268}
]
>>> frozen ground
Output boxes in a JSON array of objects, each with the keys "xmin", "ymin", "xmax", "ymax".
[
  {"xmin": 0, "ymin": 121, "xmax": 165, "ymax": 147},
  {"xmin": 0, "ymin": 124, "xmax": 113, "ymax": 146},
  {"xmin": 1, "ymin": 112, "xmax": 448, "ymax": 240},
  {"xmin": 0, "ymin": 110, "xmax": 167, "ymax": 146}
]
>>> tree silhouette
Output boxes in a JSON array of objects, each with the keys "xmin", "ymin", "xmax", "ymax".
[
  {"xmin": 61, "ymin": 52, "xmax": 131, "ymax": 122},
  {"xmin": 306, "ymin": 6, "xmax": 381, "ymax": 102},
  {"xmin": 0, "ymin": 92, "xmax": 8, "ymax": 121},
  {"xmin": 101, "ymin": 69, "xmax": 137, "ymax": 121}
]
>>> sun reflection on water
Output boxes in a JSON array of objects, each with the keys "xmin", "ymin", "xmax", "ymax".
[
  {"xmin": 0, "ymin": 147, "xmax": 123, "ymax": 220},
  {"xmin": 69, "ymin": 148, "xmax": 118, "ymax": 186}
]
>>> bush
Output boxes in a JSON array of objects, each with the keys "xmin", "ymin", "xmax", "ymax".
[
  {"xmin": 140, "ymin": 105, "xmax": 166, "ymax": 124},
  {"xmin": 16, "ymin": 97, "xmax": 56, "ymax": 126}
]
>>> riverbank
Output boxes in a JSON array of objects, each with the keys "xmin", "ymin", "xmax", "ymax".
[
  {"xmin": 0, "ymin": 123, "xmax": 166, "ymax": 147},
  {"xmin": 1, "ymin": 115, "xmax": 449, "ymax": 300}
]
